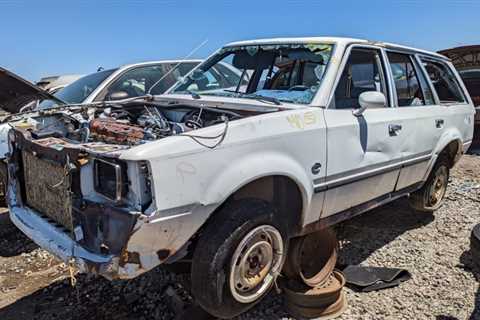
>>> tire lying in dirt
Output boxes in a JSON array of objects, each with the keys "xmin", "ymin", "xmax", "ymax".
[
  {"xmin": 283, "ymin": 228, "xmax": 338, "ymax": 287},
  {"xmin": 283, "ymin": 271, "xmax": 347, "ymax": 319},
  {"xmin": 191, "ymin": 199, "xmax": 289, "ymax": 319},
  {"xmin": 470, "ymin": 223, "xmax": 480, "ymax": 267},
  {"xmin": 409, "ymin": 155, "xmax": 450, "ymax": 213}
]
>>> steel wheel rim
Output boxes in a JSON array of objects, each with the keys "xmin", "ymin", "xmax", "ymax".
[
  {"xmin": 229, "ymin": 225, "xmax": 284, "ymax": 304},
  {"xmin": 429, "ymin": 166, "xmax": 448, "ymax": 206}
]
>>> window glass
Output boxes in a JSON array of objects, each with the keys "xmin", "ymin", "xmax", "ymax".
[
  {"xmin": 38, "ymin": 69, "xmax": 116, "ymax": 109},
  {"xmin": 421, "ymin": 59, "xmax": 466, "ymax": 104},
  {"xmin": 387, "ymin": 52, "xmax": 426, "ymax": 107},
  {"xmin": 107, "ymin": 62, "xmax": 199, "ymax": 98},
  {"xmin": 334, "ymin": 48, "xmax": 386, "ymax": 109},
  {"xmin": 172, "ymin": 43, "xmax": 334, "ymax": 105}
]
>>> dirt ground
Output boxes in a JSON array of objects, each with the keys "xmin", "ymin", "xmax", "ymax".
[{"xmin": 0, "ymin": 153, "xmax": 479, "ymax": 320}]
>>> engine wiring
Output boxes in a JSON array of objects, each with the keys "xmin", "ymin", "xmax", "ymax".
[{"xmin": 176, "ymin": 115, "xmax": 229, "ymax": 149}]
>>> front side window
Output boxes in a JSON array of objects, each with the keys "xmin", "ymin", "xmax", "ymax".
[
  {"xmin": 333, "ymin": 48, "xmax": 387, "ymax": 109},
  {"xmin": 171, "ymin": 43, "xmax": 334, "ymax": 105},
  {"xmin": 421, "ymin": 59, "xmax": 466, "ymax": 104},
  {"xmin": 387, "ymin": 52, "xmax": 431, "ymax": 107}
]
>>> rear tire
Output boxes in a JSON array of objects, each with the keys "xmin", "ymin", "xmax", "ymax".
[
  {"xmin": 191, "ymin": 199, "xmax": 289, "ymax": 319},
  {"xmin": 409, "ymin": 156, "xmax": 450, "ymax": 213}
]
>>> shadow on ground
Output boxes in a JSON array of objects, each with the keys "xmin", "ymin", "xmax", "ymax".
[
  {"xmin": 0, "ymin": 210, "xmax": 37, "ymax": 257},
  {"xmin": 460, "ymin": 249, "xmax": 480, "ymax": 320},
  {"xmin": 336, "ymin": 197, "xmax": 434, "ymax": 266},
  {"xmin": 0, "ymin": 266, "xmax": 195, "ymax": 320},
  {"xmin": 434, "ymin": 249, "xmax": 480, "ymax": 320}
]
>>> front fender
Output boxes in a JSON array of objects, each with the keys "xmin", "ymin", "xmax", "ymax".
[{"xmin": 203, "ymin": 150, "xmax": 312, "ymax": 213}]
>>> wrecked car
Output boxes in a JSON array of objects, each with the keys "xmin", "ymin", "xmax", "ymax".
[{"xmin": 7, "ymin": 37, "xmax": 475, "ymax": 318}]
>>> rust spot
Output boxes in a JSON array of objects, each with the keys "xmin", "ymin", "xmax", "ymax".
[
  {"xmin": 157, "ymin": 249, "xmax": 171, "ymax": 261},
  {"xmin": 119, "ymin": 250, "xmax": 141, "ymax": 267}
]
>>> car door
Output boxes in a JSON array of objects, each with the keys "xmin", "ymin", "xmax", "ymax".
[
  {"xmin": 320, "ymin": 46, "xmax": 405, "ymax": 218},
  {"xmin": 384, "ymin": 51, "xmax": 447, "ymax": 190}
]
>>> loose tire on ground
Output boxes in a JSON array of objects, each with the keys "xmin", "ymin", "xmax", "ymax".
[
  {"xmin": 191, "ymin": 199, "xmax": 289, "ymax": 319},
  {"xmin": 282, "ymin": 271, "xmax": 347, "ymax": 319},
  {"xmin": 282, "ymin": 228, "xmax": 338, "ymax": 287},
  {"xmin": 409, "ymin": 156, "xmax": 450, "ymax": 213}
]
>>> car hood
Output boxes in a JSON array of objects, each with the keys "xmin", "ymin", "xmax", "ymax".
[{"xmin": 0, "ymin": 67, "xmax": 64, "ymax": 113}]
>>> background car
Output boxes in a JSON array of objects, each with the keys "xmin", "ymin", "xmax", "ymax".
[
  {"xmin": 439, "ymin": 45, "xmax": 480, "ymax": 149},
  {"xmin": 37, "ymin": 74, "xmax": 84, "ymax": 93}
]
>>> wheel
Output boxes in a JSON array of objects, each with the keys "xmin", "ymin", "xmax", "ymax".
[
  {"xmin": 191, "ymin": 199, "xmax": 288, "ymax": 319},
  {"xmin": 409, "ymin": 156, "xmax": 450, "ymax": 213},
  {"xmin": 282, "ymin": 228, "xmax": 338, "ymax": 287}
]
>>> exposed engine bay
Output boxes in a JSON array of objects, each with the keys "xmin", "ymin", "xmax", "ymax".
[{"xmin": 10, "ymin": 102, "xmax": 245, "ymax": 152}]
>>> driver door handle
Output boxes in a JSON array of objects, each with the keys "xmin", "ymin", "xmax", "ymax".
[{"xmin": 388, "ymin": 124, "xmax": 402, "ymax": 136}]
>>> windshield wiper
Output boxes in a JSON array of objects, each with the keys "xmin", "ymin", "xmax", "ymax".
[
  {"xmin": 222, "ymin": 90, "xmax": 281, "ymax": 105},
  {"xmin": 244, "ymin": 93, "xmax": 281, "ymax": 105}
]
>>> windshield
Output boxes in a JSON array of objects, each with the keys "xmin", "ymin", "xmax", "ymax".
[
  {"xmin": 38, "ymin": 69, "xmax": 116, "ymax": 109},
  {"xmin": 171, "ymin": 43, "xmax": 334, "ymax": 104}
]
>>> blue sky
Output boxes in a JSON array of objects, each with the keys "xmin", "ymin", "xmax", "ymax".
[{"xmin": 1, "ymin": 0, "xmax": 479, "ymax": 81}]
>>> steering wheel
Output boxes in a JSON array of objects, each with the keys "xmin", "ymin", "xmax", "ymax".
[{"xmin": 288, "ymin": 85, "xmax": 309, "ymax": 91}]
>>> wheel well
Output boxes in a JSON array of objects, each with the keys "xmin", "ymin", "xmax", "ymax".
[
  {"xmin": 230, "ymin": 176, "xmax": 304, "ymax": 237},
  {"xmin": 438, "ymin": 140, "xmax": 461, "ymax": 168},
  {"xmin": 179, "ymin": 176, "xmax": 304, "ymax": 261}
]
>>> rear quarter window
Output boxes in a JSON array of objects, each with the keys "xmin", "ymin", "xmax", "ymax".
[{"xmin": 420, "ymin": 59, "xmax": 466, "ymax": 104}]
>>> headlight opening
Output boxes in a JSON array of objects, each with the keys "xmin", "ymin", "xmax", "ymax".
[{"xmin": 94, "ymin": 159, "xmax": 123, "ymax": 202}]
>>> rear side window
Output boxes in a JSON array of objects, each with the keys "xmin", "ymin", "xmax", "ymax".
[
  {"xmin": 421, "ymin": 59, "xmax": 466, "ymax": 104},
  {"xmin": 387, "ymin": 52, "xmax": 433, "ymax": 107}
]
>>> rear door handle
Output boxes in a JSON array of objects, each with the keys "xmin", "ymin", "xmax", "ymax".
[
  {"xmin": 435, "ymin": 119, "xmax": 444, "ymax": 128},
  {"xmin": 388, "ymin": 124, "xmax": 402, "ymax": 136}
]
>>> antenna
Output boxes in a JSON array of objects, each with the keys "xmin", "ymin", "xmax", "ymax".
[{"xmin": 147, "ymin": 39, "xmax": 209, "ymax": 95}]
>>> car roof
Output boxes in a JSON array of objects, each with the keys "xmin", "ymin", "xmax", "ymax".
[{"xmin": 224, "ymin": 37, "xmax": 448, "ymax": 61}]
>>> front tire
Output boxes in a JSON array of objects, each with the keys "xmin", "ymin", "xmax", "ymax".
[
  {"xmin": 191, "ymin": 199, "xmax": 288, "ymax": 319},
  {"xmin": 409, "ymin": 156, "xmax": 450, "ymax": 213}
]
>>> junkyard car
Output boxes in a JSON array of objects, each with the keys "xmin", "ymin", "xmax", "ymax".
[
  {"xmin": 0, "ymin": 60, "xmax": 201, "ymax": 204},
  {"xmin": 7, "ymin": 37, "xmax": 475, "ymax": 318}
]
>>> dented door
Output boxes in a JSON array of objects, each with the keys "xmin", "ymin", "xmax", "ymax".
[{"xmin": 319, "ymin": 46, "xmax": 402, "ymax": 218}]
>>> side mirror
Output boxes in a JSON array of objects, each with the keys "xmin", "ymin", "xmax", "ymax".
[
  {"xmin": 108, "ymin": 91, "xmax": 129, "ymax": 101},
  {"xmin": 352, "ymin": 91, "xmax": 386, "ymax": 117}
]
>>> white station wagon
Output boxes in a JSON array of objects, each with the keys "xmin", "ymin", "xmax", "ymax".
[{"xmin": 7, "ymin": 37, "xmax": 475, "ymax": 318}]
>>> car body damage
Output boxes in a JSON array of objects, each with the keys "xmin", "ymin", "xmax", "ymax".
[
  {"xmin": 6, "ymin": 37, "xmax": 476, "ymax": 286},
  {"xmin": 6, "ymin": 92, "xmax": 281, "ymax": 278}
]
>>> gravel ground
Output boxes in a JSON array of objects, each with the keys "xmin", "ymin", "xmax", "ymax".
[{"xmin": 0, "ymin": 154, "xmax": 478, "ymax": 320}]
